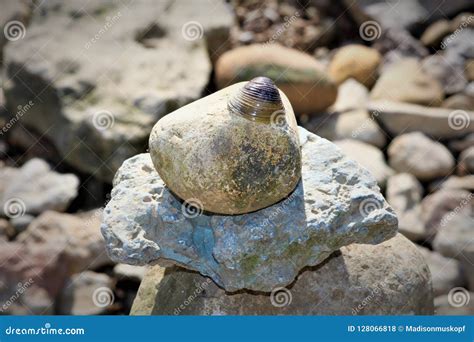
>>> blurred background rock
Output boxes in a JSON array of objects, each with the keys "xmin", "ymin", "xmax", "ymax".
[{"xmin": 0, "ymin": 0, "xmax": 472, "ymax": 315}]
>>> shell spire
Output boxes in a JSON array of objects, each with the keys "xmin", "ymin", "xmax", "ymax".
[{"xmin": 228, "ymin": 77, "xmax": 284, "ymax": 121}]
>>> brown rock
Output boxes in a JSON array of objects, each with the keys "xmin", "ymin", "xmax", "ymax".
[
  {"xmin": 420, "ymin": 20, "xmax": 452, "ymax": 48},
  {"xmin": 215, "ymin": 44, "xmax": 337, "ymax": 113}
]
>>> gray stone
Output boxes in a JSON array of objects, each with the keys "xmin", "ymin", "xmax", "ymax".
[
  {"xmin": 332, "ymin": 79, "xmax": 369, "ymax": 113},
  {"xmin": 334, "ymin": 139, "xmax": 393, "ymax": 187},
  {"xmin": 417, "ymin": 246, "xmax": 464, "ymax": 297},
  {"xmin": 388, "ymin": 132, "xmax": 455, "ymax": 181},
  {"xmin": 102, "ymin": 127, "xmax": 398, "ymax": 292},
  {"xmin": 0, "ymin": 159, "xmax": 79, "ymax": 216},
  {"xmin": 422, "ymin": 54, "xmax": 468, "ymax": 95},
  {"xmin": 57, "ymin": 271, "xmax": 114, "ymax": 315},
  {"xmin": 131, "ymin": 234, "xmax": 433, "ymax": 315},
  {"xmin": 442, "ymin": 93, "xmax": 474, "ymax": 111},
  {"xmin": 335, "ymin": 109, "xmax": 387, "ymax": 148},
  {"xmin": 422, "ymin": 189, "xmax": 472, "ymax": 239},
  {"xmin": 430, "ymin": 175, "xmax": 474, "ymax": 192},
  {"xmin": 371, "ymin": 59, "xmax": 444, "ymax": 106},
  {"xmin": 458, "ymin": 146, "xmax": 474, "ymax": 175},
  {"xmin": 386, "ymin": 173, "xmax": 426, "ymax": 241},
  {"xmin": 3, "ymin": 0, "xmax": 233, "ymax": 182},
  {"xmin": 368, "ymin": 100, "xmax": 474, "ymax": 139}
]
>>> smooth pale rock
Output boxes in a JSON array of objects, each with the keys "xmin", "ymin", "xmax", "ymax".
[
  {"xmin": 57, "ymin": 271, "xmax": 114, "ymax": 315},
  {"xmin": 435, "ymin": 292, "xmax": 474, "ymax": 315},
  {"xmin": 422, "ymin": 54, "xmax": 467, "ymax": 95},
  {"xmin": 334, "ymin": 139, "xmax": 393, "ymax": 187},
  {"xmin": 449, "ymin": 133, "xmax": 474, "ymax": 152},
  {"xmin": 328, "ymin": 45, "xmax": 381, "ymax": 88},
  {"xmin": 149, "ymin": 80, "xmax": 301, "ymax": 215},
  {"xmin": 420, "ymin": 20, "xmax": 452, "ymax": 48},
  {"xmin": 335, "ymin": 109, "xmax": 386, "ymax": 148},
  {"xmin": 368, "ymin": 100, "xmax": 474, "ymax": 139},
  {"xmin": 386, "ymin": 173, "xmax": 426, "ymax": 241},
  {"xmin": 132, "ymin": 234, "xmax": 433, "ymax": 315},
  {"xmin": 17, "ymin": 210, "xmax": 111, "ymax": 273},
  {"xmin": 371, "ymin": 58, "xmax": 444, "ymax": 106},
  {"xmin": 0, "ymin": 159, "xmax": 79, "ymax": 216},
  {"xmin": 388, "ymin": 132, "xmax": 455, "ymax": 181},
  {"xmin": 417, "ymin": 246, "xmax": 464, "ymax": 296},
  {"xmin": 442, "ymin": 94, "xmax": 474, "ymax": 111},
  {"xmin": 422, "ymin": 189, "xmax": 472, "ymax": 238},
  {"xmin": 114, "ymin": 264, "xmax": 147, "ymax": 282},
  {"xmin": 430, "ymin": 175, "xmax": 474, "ymax": 192},
  {"xmin": 458, "ymin": 146, "xmax": 474, "ymax": 175},
  {"xmin": 102, "ymin": 127, "xmax": 398, "ymax": 292},
  {"xmin": 215, "ymin": 44, "xmax": 338, "ymax": 113},
  {"xmin": 332, "ymin": 79, "xmax": 369, "ymax": 112},
  {"xmin": 3, "ymin": 0, "xmax": 233, "ymax": 182}
]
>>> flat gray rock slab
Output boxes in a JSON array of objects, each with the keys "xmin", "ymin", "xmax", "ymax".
[{"xmin": 102, "ymin": 127, "xmax": 398, "ymax": 292}]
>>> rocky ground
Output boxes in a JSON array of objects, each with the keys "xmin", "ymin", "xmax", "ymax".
[{"xmin": 0, "ymin": 0, "xmax": 473, "ymax": 315}]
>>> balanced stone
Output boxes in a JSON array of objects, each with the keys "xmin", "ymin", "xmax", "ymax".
[
  {"xmin": 131, "ymin": 234, "xmax": 433, "ymax": 315},
  {"xmin": 102, "ymin": 127, "xmax": 398, "ymax": 292},
  {"xmin": 149, "ymin": 77, "xmax": 301, "ymax": 215}
]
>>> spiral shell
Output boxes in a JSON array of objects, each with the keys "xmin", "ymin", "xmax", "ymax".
[{"xmin": 228, "ymin": 77, "xmax": 284, "ymax": 121}]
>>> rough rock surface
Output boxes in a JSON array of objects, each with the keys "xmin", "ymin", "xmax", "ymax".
[
  {"xmin": 328, "ymin": 45, "xmax": 381, "ymax": 88},
  {"xmin": 102, "ymin": 127, "xmax": 398, "ymax": 292},
  {"xmin": 334, "ymin": 139, "xmax": 393, "ymax": 187},
  {"xmin": 386, "ymin": 173, "xmax": 426, "ymax": 241},
  {"xmin": 215, "ymin": 44, "xmax": 338, "ymax": 113},
  {"xmin": 0, "ymin": 159, "xmax": 79, "ymax": 216},
  {"xmin": 371, "ymin": 58, "xmax": 444, "ymax": 106},
  {"xmin": 368, "ymin": 100, "xmax": 474, "ymax": 139},
  {"xmin": 417, "ymin": 246, "xmax": 464, "ymax": 297},
  {"xmin": 131, "ymin": 234, "xmax": 433, "ymax": 315},
  {"xmin": 57, "ymin": 271, "xmax": 114, "ymax": 315},
  {"xmin": 3, "ymin": 0, "xmax": 233, "ymax": 182},
  {"xmin": 149, "ymin": 81, "xmax": 301, "ymax": 215},
  {"xmin": 388, "ymin": 132, "xmax": 455, "ymax": 181}
]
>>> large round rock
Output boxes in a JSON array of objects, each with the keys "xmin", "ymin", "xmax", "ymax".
[
  {"xmin": 149, "ymin": 81, "xmax": 301, "ymax": 215},
  {"xmin": 131, "ymin": 234, "xmax": 433, "ymax": 315}
]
